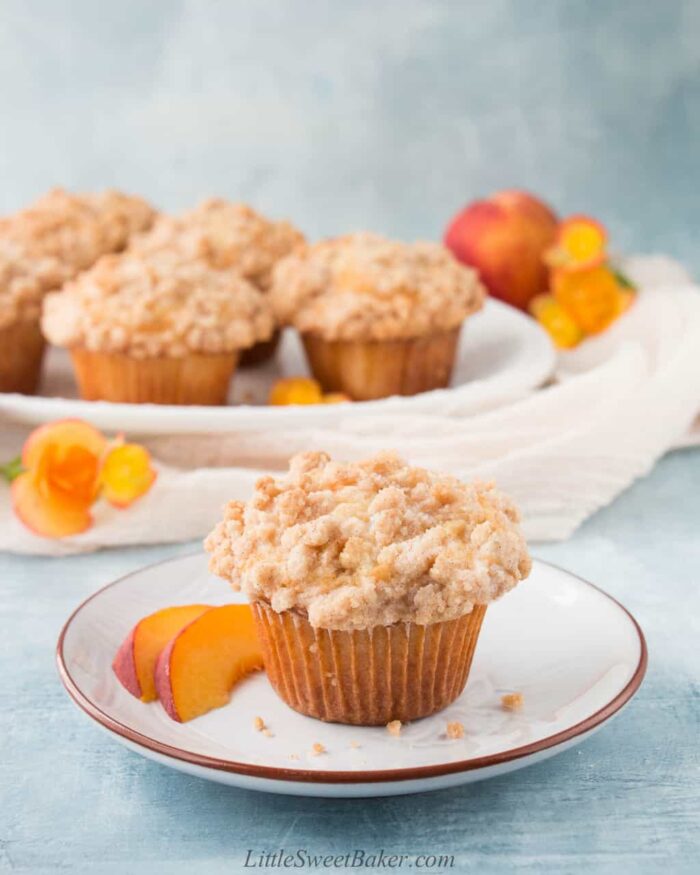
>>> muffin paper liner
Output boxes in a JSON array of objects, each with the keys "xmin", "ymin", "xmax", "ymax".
[
  {"xmin": 252, "ymin": 601, "xmax": 487, "ymax": 725},
  {"xmin": 69, "ymin": 348, "xmax": 239, "ymax": 405},
  {"xmin": 239, "ymin": 329, "xmax": 280, "ymax": 367},
  {"xmin": 0, "ymin": 318, "xmax": 45, "ymax": 394},
  {"xmin": 301, "ymin": 327, "xmax": 462, "ymax": 401}
]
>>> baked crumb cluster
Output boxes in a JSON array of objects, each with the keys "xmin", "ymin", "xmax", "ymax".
[
  {"xmin": 206, "ymin": 451, "xmax": 530, "ymax": 631},
  {"xmin": 269, "ymin": 233, "xmax": 485, "ymax": 341},
  {"xmin": 132, "ymin": 199, "xmax": 304, "ymax": 290},
  {"xmin": 1, "ymin": 188, "xmax": 155, "ymax": 274},
  {"xmin": 42, "ymin": 251, "xmax": 274, "ymax": 358},
  {"xmin": 0, "ymin": 240, "xmax": 67, "ymax": 329},
  {"xmin": 0, "ymin": 188, "xmax": 155, "ymax": 329}
]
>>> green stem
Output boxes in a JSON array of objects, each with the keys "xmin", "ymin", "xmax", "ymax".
[{"xmin": 0, "ymin": 456, "xmax": 24, "ymax": 482}]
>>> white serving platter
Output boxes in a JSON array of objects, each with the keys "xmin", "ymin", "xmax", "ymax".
[
  {"xmin": 2, "ymin": 299, "xmax": 554, "ymax": 434},
  {"xmin": 57, "ymin": 554, "xmax": 646, "ymax": 797}
]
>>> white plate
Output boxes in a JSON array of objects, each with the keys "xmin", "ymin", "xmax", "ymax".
[
  {"xmin": 56, "ymin": 555, "xmax": 646, "ymax": 797},
  {"xmin": 4, "ymin": 300, "xmax": 554, "ymax": 434}
]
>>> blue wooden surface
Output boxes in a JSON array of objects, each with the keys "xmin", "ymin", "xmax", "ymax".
[{"xmin": 1, "ymin": 448, "xmax": 699, "ymax": 873}]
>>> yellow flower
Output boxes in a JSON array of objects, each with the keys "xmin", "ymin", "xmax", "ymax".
[{"xmin": 7, "ymin": 419, "xmax": 156, "ymax": 538}]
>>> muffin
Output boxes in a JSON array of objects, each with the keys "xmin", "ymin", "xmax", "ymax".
[
  {"xmin": 0, "ymin": 240, "xmax": 66, "ymax": 393},
  {"xmin": 132, "ymin": 199, "xmax": 304, "ymax": 365},
  {"xmin": 206, "ymin": 451, "xmax": 530, "ymax": 725},
  {"xmin": 269, "ymin": 233, "xmax": 485, "ymax": 400},
  {"xmin": 42, "ymin": 251, "xmax": 275, "ymax": 405},
  {"xmin": 0, "ymin": 188, "xmax": 155, "ymax": 394},
  {"xmin": 1, "ymin": 188, "xmax": 156, "ymax": 274}
]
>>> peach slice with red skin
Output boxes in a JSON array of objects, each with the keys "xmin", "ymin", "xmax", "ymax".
[
  {"xmin": 155, "ymin": 604, "xmax": 264, "ymax": 722},
  {"xmin": 113, "ymin": 604, "xmax": 211, "ymax": 701}
]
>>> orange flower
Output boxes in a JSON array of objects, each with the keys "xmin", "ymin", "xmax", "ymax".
[
  {"xmin": 269, "ymin": 377, "xmax": 323, "ymax": 405},
  {"xmin": 552, "ymin": 265, "xmax": 631, "ymax": 334},
  {"xmin": 545, "ymin": 216, "xmax": 607, "ymax": 272},
  {"xmin": 269, "ymin": 378, "xmax": 352, "ymax": 406},
  {"xmin": 529, "ymin": 294, "xmax": 584, "ymax": 349},
  {"xmin": 101, "ymin": 441, "xmax": 157, "ymax": 508},
  {"xmin": 7, "ymin": 419, "xmax": 155, "ymax": 538}
]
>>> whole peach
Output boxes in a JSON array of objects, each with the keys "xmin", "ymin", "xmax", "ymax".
[{"xmin": 444, "ymin": 190, "xmax": 558, "ymax": 310}]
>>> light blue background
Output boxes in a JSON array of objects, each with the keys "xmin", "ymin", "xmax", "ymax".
[{"xmin": 1, "ymin": 0, "xmax": 698, "ymax": 272}]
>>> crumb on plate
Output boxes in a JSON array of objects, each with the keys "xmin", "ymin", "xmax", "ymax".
[
  {"xmin": 501, "ymin": 692, "xmax": 524, "ymax": 711},
  {"xmin": 446, "ymin": 721, "xmax": 464, "ymax": 739},
  {"xmin": 253, "ymin": 716, "xmax": 265, "ymax": 732},
  {"xmin": 386, "ymin": 720, "xmax": 402, "ymax": 737},
  {"xmin": 311, "ymin": 742, "xmax": 326, "ymax": 756}
]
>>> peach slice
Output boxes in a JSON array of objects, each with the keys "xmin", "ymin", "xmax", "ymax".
[
  {"xmin": 155, "ymin": 604, "xmax": 264, "ymax": 722},
  {"xmin": 113, "ymin": 604, "xmax": 211, "ymax": 701}
]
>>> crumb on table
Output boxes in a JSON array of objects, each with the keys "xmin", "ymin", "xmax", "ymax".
[
  {"xmin": 386, "ymin": 720, "xmax": 402, "ymax": 737},
  {"xmin": 311, "ymin": 742, "xmax": 326, "ymax": 756},
  {"xmin": 446, "ymin": 721, "xmax": 464, "ymax": 739},
  {"xmin": 501, "ymin": 692, "xmax": 524, "ymax": 711}
]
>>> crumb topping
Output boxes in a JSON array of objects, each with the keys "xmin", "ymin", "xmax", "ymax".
[
  {"xmin": 501, "ymin": 692, "xmax": 524, "ymax": 712},
  {"xmin": 42, "ymin": 251, "xmax": 274, "ymax": 357},
  {"xmin": 0, "ymin": 240, "xmax": 68, "ymax": 330},
  {"xmin": 386, "ymin": 720, "xmax": 402, "ymax": 737},
  {"xmin": 0, "ymin": 188, "xmax": 155, "ymax": 329},
  {"xmin": 446, "ymin": 721, "xmax": 465, "ymax": 739},
  {"xmin": 269, "ymin": 233, "xmax": 485, "ymax": 341},
  {"xmin": 1, "ymin": 188, "xmax": 155, "ymax": 273},
  {"xmin": 206, "ymin": 450, "xmax": 531, "ymax": 631},
  {"xmin": 132, "ymin": 198, "xmax": 304, "ymax": 290}
]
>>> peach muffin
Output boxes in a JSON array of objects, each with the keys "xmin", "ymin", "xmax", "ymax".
[
  {"xmin": 0, "ymin": 188, "xmax": 155, "ymax": 394},
  {"xmin": 269, "ymin": 233, "xmax": 485, "ymax": 400},
  {"xmin": 42, "ymin": 251, "xmax": 274, "ymax": 405},
  {"xmin": 0, "ymin": 240, "xmax": 66, "ymax": 392},
  {"xmin": 206, "ymin": 450, "xmax": 530, "ymax": 725},
  {"xmin": 133, "ymin": 199, "xmax": 304, "ymax": 365}
]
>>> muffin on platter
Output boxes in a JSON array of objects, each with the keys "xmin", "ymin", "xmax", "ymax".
[
  {"xmin": 269, "ymin": 233, "xmax": 485, "ymax": 400},
  {"xmin": 132, "ymin": 199, "xmax": 304, "ymax": 365},
  {"xmin": 0, "ymin": 240, "xmax": 67, "ymax": 393},
  {"xmin": 0, "ymin": 187, "xmax": 156, "ymax": 274},
  {"xmin": 41, "ymin": 251, "xmax": 274, "ymax": 405},
  {"xmin": 0, "ymin": 188, "xmax": 155, "ymax": 395},
  {"xmin": 206, "ymin": 450, "xmax": 530, "ymax": 725}
]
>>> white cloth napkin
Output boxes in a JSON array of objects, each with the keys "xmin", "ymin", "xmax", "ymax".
[{"xmin": 1, "ymin": 255, "xmax": 699, "ymax": 555}]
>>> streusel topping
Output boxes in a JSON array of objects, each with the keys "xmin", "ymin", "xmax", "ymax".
[
  {"xmin": 42, "ymin": 251, "xmax": 274, "ymax": 358},
  {"xmin": 0, "ymin": 189, "xmax": 155, "ymax": 330},
  {"xmin": 1, "ymin": 188, "xmax": 155, "ymax": 273},
  {"xmin": 0, "ymin": 239, "xmax": 68, "ymax": 330},
  {"xmin": 268, "ymin": 233, "xmax": 485, "ymax": 341},
  {"xmin": 206, "ymin": 451, "xmax": 530, "ymax": 631},
  {"xmin": 132, "ymin": 199, "xmax": 304, "ymax": 290}
]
